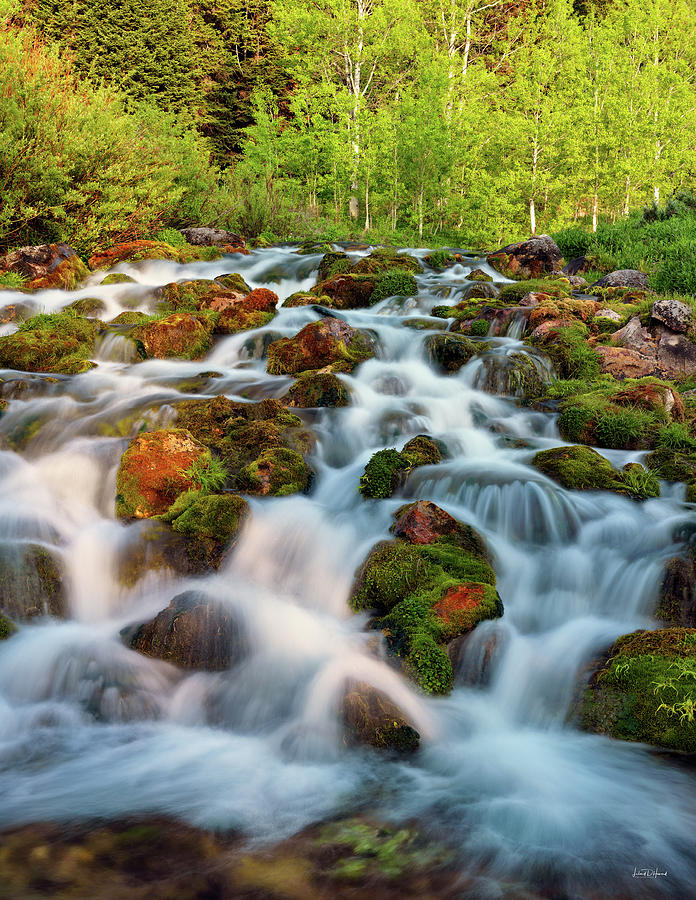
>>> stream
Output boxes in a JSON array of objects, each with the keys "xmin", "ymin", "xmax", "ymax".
[{"xmin": 0, "ymin": 245, "xmax": 694, "ymax": 897}]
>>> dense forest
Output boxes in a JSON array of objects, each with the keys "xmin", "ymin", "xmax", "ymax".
[{"xmin": 1, "ymin": 0, "xmax": 696, "ymax": 249}]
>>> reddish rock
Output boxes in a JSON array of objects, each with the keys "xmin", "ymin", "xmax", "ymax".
[
  {"xmin": 596, "ymin": 346, "xmax": 657, "ymax": 379},
  {"xmin": 391, "ymin": 501, "xmax": 489, "ymax": 557},
  {"xmin": 530, "ymin": 318, "xmax": 564, "ymax": 340},
  {"xmin": 0, "ymin": 243, "xmax": 88, "ymax": 290},
  {"xmin": 88, "ymin": 241, "xmax": 183, "ymax": 269},
  {"xmin": 135, "ymin": 314, "xmax": 211, "ymax": 360},
  {"xmin": 202, "ymin": 291, "xmax": 246, "ymax": 312},
  {"xmin": 614, "ymin": 382, "xmax": 684, "ymax": 421},
  {"xmin": 215, "ymin": 288, "xmax": 278, "ymax": 334},
  {"xmin": 312, "ymin": 274, "xmax": 377, "ymax": 309},
  {"xmin": 116, "ymin": 429, "xmax": 209, "ymax": 518},
  {"xmin": 266, "ymin": 318, "xmax": 375, "ymax": 375},
  {"xmin": 434, "ymin": 584, "xmax": 485, "ymax": 623},
  {"xmin": 487, "ymin": 234, "xmax": 563, "ymax": 279}
]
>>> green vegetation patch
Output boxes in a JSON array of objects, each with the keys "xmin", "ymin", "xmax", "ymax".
[
  {"xmin": 0, "ymin": 311, "xmax": 100, "ymax": 374},
  {"xmin": 528, "ymin": 323, "xmax": 600, "ymax": 380},
  {"xmin": 532, "ymin": 445, "xmax": 659, "ymax": 500},
  {"xmin": 581, "ymin": 628, "xmax": 696, "ymax": 752}
]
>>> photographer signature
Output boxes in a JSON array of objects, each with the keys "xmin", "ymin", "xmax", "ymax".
[{"xmin": 632, "ymin": 867, "xmax": 668, "ymax": 878}]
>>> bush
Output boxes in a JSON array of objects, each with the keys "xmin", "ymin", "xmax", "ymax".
[{"xmin": 553, "ymin": 225, "xmax": 593, "ymax": 260}]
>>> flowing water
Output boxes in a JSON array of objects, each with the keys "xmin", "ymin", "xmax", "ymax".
[{"xmin": 0, "ymin": 246, "xmax": 694, "ymax": 897}]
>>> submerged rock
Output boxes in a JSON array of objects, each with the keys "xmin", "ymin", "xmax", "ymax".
[
  {"xmin": 580, "ymin": 628, "xmax": 696, "ymax": 753},
  {"xmin": 0, "ymin": 543, "xmax": 65, "ymax": 620},
  {"xmin": 341, "ymin": 680, "xmax": 420, "ymax": 753},
  {"xmin": 115, "ymin": 429, "xmax": 213, "ymax": 518},
  {"xmin": 0, "ymin": 243, "xmax": 88, "ymax": 290},
  {"xmin": 656, "ymin": 552, "xmax": 696, "ymax": 627},
  {"xmin": 267, "ymin": 319, "xmax": 376, "ymax": 375},
  {"xmin": 123, "ymin": 591, "xmax": 247, "ymax": 671},
  {"xmin": 425, "ymin": 333, "xmax": 482, "ymax": 374},
  {"xmin": 487, "ymin": 234, "xmax": 564, "ymax": 279}
]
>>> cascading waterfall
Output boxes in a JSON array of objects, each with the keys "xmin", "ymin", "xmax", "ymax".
[{"xmin": 0, "ymin": 245, "xmax": 694, "ymax": 897}]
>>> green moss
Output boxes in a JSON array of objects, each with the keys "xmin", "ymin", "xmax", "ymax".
[
  {"xmin": 215, "ymin": 273, "xmax": 251, "ymax": 293},
  {"xmin": 0, "ymin": 271, "xmax": 27, "ymax": 289},
  {"xmin": 532, "ymin": 446, "xmax": 659, "ymax": 500},
  {"xmin": 0, "ymin": 614, "xmax": 17, "ymax": 640},
  {"xmin": 425, "ymin": 333, "xmax": 483, "ymax": 374},
  {"xmin": 359, "ymin": 449, "xmax": 411, "ymax": 499},
  {"xmin": 468, "ymin": 319, "xmax": 490, "ymax": 337},
  {"xmin": 529, "ymin": 324, "xmax": 600, "ymax": 380},
  {"xmin": 405, "ymin": 632, "xmax": 453, "ymax": 694},
  {"xmin": 67, "ymin": 297, "xmax": 106, "ymax": 317},
  {"xmin": 267, "ymin": 326, "xmax": 374, "ymax": 376},
  {"xmin": 109, "ymin": 311, "xmax": 149, "ymax": 325},
  {"xmin": 371, "ymin": 271, "xmax": 418, "ymax": 303},
  {"xmin": 100, "ymin": 273, "xmax": 135, "ymax": 285},
  {"xmin": 581, "ymin": 628, "xmax": 696, "ymax": 752},
  {"xmin": 351, "ymin": 542, "xmax": 424, "ymax": 613},
  {"xmin": 426, "ymin": 250, "xmax": 455, "ymax": 269},
  {"xmin": 157, "ymin": 280, "xmax": 219, "ymax": 311},
  {"xmin": 163, "ymin": 490, "xmax": 249, "ymax": 544},
  {"xmin": 282, "ymin": 372, "xmax": 350, "ymax": 408},
  {"xmin": 0, "ymin": 311, "xmax": 100, "ymax": 374},
  {"xmin": 499, "ymin": 277, "xmax": 571, "ymax": 303},
  {"xmin": 401, "ymin": 435, "xmax": 443, "ymax": 467},
  {"xmin": 237, "ymin": 447, "xmax": 312, "ymax": 496}
]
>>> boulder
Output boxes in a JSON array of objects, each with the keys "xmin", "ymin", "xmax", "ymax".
[
  {"xmin": 237, "ymin": 447, "xmax": 313, "ymax": 496},
  {"xmin": 566, "ymin": 274, "xmax": 588, "ymax": 288},
  {"xmin": 487, "ymin": 234, "xmax": 563, "ymax": 279},
  {"xmin": 0, "ymin": 311, "xmax": 99, "ymax": 375},
  {"xmin": 596, "ymin": 308, "xmax": 621, "ymax": 322},
  {"xmin": 100, "ymin": 273, "xmax": 135, "ymax": 285},
  {"xmin": 215, "ymin": 288, "xmax": 278, "ymax": 334},
  {"xmin": 179, "ymin": 227, "xmax": 244, "ymax": 248},
  {"xmin": 0, "ymin": 244, "xmax": 88, "ymax": 290},
  {"xmin": 532, "ymin": 446, "xmax": 659, "ymax": 499},
  {"xmin": 580, "ymin": 628, "xmax": 696, "ymax": 752},
  {"xmin": 392, "ymin": 501, "xmax": 488, "ymax": 554},
  {"xmin": 281, "ymin": 372, "xmax": 351, "ymax": 408},
  {"xmin": 317, "ymin": 251, "xmax": 350, "ymax": 282},
  {"xmin": 425, "ymin": 333, "xmax": 481, "ymax": 374},
  {"xmin": 341, "ymin": 680, "xmax": 420, "ymax": 753},
  {"xmin": 133, "ymin": 313, "xmax": 211, "ymax": 360},
  {"xmin": 115, "ymin": 429, "xmax": 212, "ymax": 518},
  {"xmin": 0, "ymin": 543, "xmax": 65, "ymax": 620},
  {"xmin": 467, "ymin": 268, "xmax": 493, "ymax": 282},
  {"xmin": 157, "ymin": 280, "xmax": 221, "ymax": 310},
  {"xmin": 656, "ymin": 554, "xmax": 696, "ymax": 627},
  {"xmin": 656, "ymin": 331, "xmax": 696, "ymax": 378},
  {"xmin": 214, "ymin": 273, "xmax": 252, "ymax": 293},
  {"xmin": 562, "ymin": 256, "xmax": 591, "ymax": 276},
  {"xmin": 590, "ymin": 269, "xmax": 649, "ymax": 290},
  {"xmin": 596, "ymin": 345, "xmax": 656, "ymax": 379},
  {"xmin": 359, "ymin": 449, "xmax": 411, "ymax": 499},
  {"xmin": 401, "ymin": 435, "xmax": 444, "ymax": 466},
  {"xmin": 266, "ymin": 319, "xmax": 376, "ymax": 375},
  {"xmin": 162, "ymin": 491, "xmax": 249, "ymax": 567},
  {"xmin": 651, "ymin": 298, "xmax": 691, "ymax": 334},
  {"xmin": 88, "ymin": 241, "xmax": 182, "ymax": 270},
  {"xmin": 122, "ymin": 591, "xmax": 246, "ymax": 670},
  {"xmin": 0, "ymin": 614, "xmax": 17, "ymax": 640},
  {"xmin": 311, "ymin": 274, "xmax": 377, "ymax": 309}
]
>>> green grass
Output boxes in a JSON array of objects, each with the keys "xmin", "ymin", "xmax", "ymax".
[{"xmin": 0, "ymin": 271, "xmax": 27, "ymax": 289}]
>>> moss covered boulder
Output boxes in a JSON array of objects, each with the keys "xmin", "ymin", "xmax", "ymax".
[
  {"xmin": 656, "ymin": 551, "xmax": 696, "ymax": 626},
  {"xmin": 425, "ymin": 333, "xmax": 482, "ymax": 374},
  {"xmin": 215, "ymin": 288, "xmax": 278, "ymax": 334},
  {"xmin": 116, "ymin": 429, "xmax": 214, "ymax": 518},
  {"xmin": 350, "ymin": 503, "xmax": 502, "ymax": 694},
  {"xmin": 487, "ymin": 235, "xmax": 564, "ymax": 280},
  {"xmin": 100, "ymin": 273, "xmax": 135, "ymax": 285},
  {"xmin": 282, "ymin": 372, "xmax": 351, "ymax": 408},
  {"xmin": 341, "ymin": 680, "xmax": 420, "ymax": 753},
  {"xmin": 359, "ymin": 441, "xmax": 444, "ymax": 499},
  {"xmin": 160, "ymin": 490, "xmax": 249, "ymax": 566},
  {"xmin": 0, "ymin": 244, "xmax": 88, "ymax": 290},
  {"xmin": 88, "ymin": 241, "xmax": 183, "ymax": 270},
  {"xmin": 351, "ymin": 248, "xmax": 421, "ymax": 276},
  {"xmin": 317, "ymin": 250, "xmax": 350, "ymax": 281},
  {"xmin": 532, "ymin": 446, "xmax": 660, "ymax": 500},
  {"xmin": 175, "ymin": 396, "xmax": 315, "ymax": 494},
  {"xmin": 214, "ymin": 272, "xmax": 252, "ymax": 293},
  {"xmin": 157, "ymin": 279, "xmax": 221, "ymax": 310},
  {"xmin": 580, "ymin": 628, "xmax": 696, "ymax": 752},
  {"xmin": 311, "ymin": 274, "xmax": 379, "ymax": 310},
  {"xmin": 0, "ymin": 543, "xmax": 65, "ymax": 620},
  {"xmin": 122, "ymin": 590, "xmax": 247, "ymax": 671},
  {"xmin": 133, "ymin": 313, "xmax": 211, "ymax": 360},
  {"xmin": 267, "ymin": 319, "xmax": 376, "ymax": 375},
  {"xmin": 0, "ymin": 311, "xmax": 100, "ymax": 374},
  {"xmin": 391, "ymin": 501, "xmax": 487, "ymax": 554}
]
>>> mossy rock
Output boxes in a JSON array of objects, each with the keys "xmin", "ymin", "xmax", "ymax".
[
  {"xmin": 424, "ymin": 250, "xmax": 455, "ymax": 270},
  {"xmin": 161, "ymin": 491, "xmax": 249, "ymax": 547},
  {"xmin": 349, "ymin": 504, "xmax": 502, "ymax": 695},
  {"xmin": 0, "ymin": 543, "xmax": 65, "ymax": 620},
  {"xmin": 100, "ymin": 273, "xmax": 136, "ymax": 285},
  {"xmin": 341, "ymin": 680, "xmax": 420, "ymax": 753},
  {"xmin": 0, "ymin": 614, "xmax": 17, "ymax": 640},
  {"xmin": 425, "ymin": 333, "xmax": 482, "ymax": 374},
  {"xmin": 655, "ymin": 552, "xmax": 696, "ymax": 626},
  {"xmin": 371, "ymin": 270, "xmax": 418, "ymax": 302},
  {"xmin": 580, "ymin": 628, "xmax": 696, "ymax": 752},
  {"xmin": 359, "ymin": 449, "xmax": 412, "ymax": 499},
  {"xmin": 528, "ymin": 323, "xmax": 601, "ymax": 380},
  {"xmin": 282, "ymin": 372, "xmax": 351, "ymax": 408},
  {"xmin": 214, "ymin": 289, "xmax": 278, "ymax": 334},
  {"xmin": 156, "ymin": 280, "xmax": 220, "ymax": 311},
  {"xmin": 532, "ymin": 446, "xmax": 660, "ymax": 500},
  {"xmin": 132, "ymin": 313, "xmax": 211, "ymax": 361},
  {"xmin": 499, "ymin": 277, "xmax": 571, "ymax": 304},
  {"xmin": 237, "ymin": 447, "xmax": 313, "ymax": 496},
  {"xmin": 67, "ymin": 297, "xmax": 107, "ymax": 317},
  {"xmin": 267, "ymin": 319, "xmax": 375, "ymax": 376},
  {"xmin": 283, "ymin": 291, "xmax": 335, "ymax": 309},
  {"xmin": 317, "ymin": 251, "xmax": 350, "ymax": 282},
  {"xmin": 109, "ymin": 311, "xmax": 150, "ymax": 326},
  {"xmin": 468, "ymin": 268, "xmax": 493, "ymax": 282},
  {"xmin": 0, "ymin": 311, "xmax": 100, "ymax": 374},
  {"xmin": 88, "ymin": 241, "xmax": 184, "ymax": 270},
  {"xmin": 215, "ymin": 273, "xmax": 252, "ymax": 294},
  {"xmin": 401, "ymin": 435, "xmax": 443, "ymax": 466}
]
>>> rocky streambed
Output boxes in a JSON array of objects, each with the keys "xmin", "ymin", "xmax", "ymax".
[{"xmin": 0, "ymin": 235, "xmax": 695, "ymax": 898}]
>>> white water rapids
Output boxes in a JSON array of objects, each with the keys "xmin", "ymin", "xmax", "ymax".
[{"xmin": 0, "ymin": 245, "xmax": 694, "ymax": 897}]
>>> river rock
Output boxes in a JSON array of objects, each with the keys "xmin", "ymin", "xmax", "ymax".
[
  {"xmin": 312, "ymin": 274, "xmax": 377, "ymax": 309},
  {"xmin": 596, "ymin": 345, "xmax": 657, "ymax": 379},
  {"xmin": 562, "ymin": 256, "xmax": 591, "ymax": 276},
  {"xmin": 237, "ymin": 447, "xmax": 313, "ymax": 496},
  {"xmin": 88, "ymin": 240, "xmax": 182, "ymax": 270},
  {"xmin": 651, "ymin": 298, "xmax": 691, "ymax": 333},
  {"xmin": 391, "ymin": 501, "xmax": 487, "ymax": 554},
  {"xmin": 0, "ymin": 542, "xmax": 65, "ymax": 620},
  {"xmin": 0, "ymin": 311, "xmax": 100, "ymax": 375},
  {"xmin": 341, "ymin": 680, "xmax": 420, "ymax": 753},
  {"xmin": 266, "ymin": 319, "xmax": 376, "ymax": 375},
  {"xmin": 656, "ymin": 330, "xmax": 696, "ymax": 378},
  {"xmin": 580, "ymin": 628, "xmax": 696, "ymax": 752},
  {"xmin": 122, "ymin": 591, "xmax": 247, "ymax": 671},
  {"xmin": 157, "ymin": 279, "xmax": 221, "ymax": 310},
  {"xmin": 179, "ymin": 227, "xmax": 244, "ymax": 248},
  {"xmin": 281, "ymin": 372, "xmax": 351, "ymax": 408},
  {"xmin": 425, "ymin": 333, "xmax": 480, "ymax": 373},
  {"xmin": 115, "ymin": 429, "xmax": 211, "ymax": 518},
  {"xmin": 317, "ymin": 250, "xmax": 350, "ymax": 281},
  {"xmin": 214, "ymin": 272, "xmax": 252, "ymax": 293},
  {"xmin": 487, "ymin": 235, "xmax": 564, "ymax": 279},
  {"xmin": 215, "ymin": 288, "xmax": 278, "ymax": 334},
  {"xmin": 590, "ymin": 269, "xmax": 649, "ymax": 290},
  {"xmin": 656, "ymin": 554, "xmax": 696, "ymax": 626},
  {"xmin": 133, "ymin": 313, "xmax": 211, "ymax": 360},
  {"xmin": 596, "ymin": 308, "xmax": 621, "ymax": 322},
  {"xmin": 0, "ymin": 614, "xmax": 17, "ymax": 640},
  {"xmin": 0, "ymin": 243, "xmax": 88, "ymax": 290}
]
